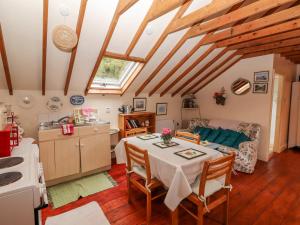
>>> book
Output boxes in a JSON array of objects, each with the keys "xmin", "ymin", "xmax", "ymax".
[{"xmin": 125, "ymin": 120, "xmax": 132, "ymax": 129}]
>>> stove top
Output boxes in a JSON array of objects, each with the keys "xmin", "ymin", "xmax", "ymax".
[
  {"xmin": 0, "ymin": 157, "xmax": 24, "ymax": 169},
  {"xmin": 0, "ymin": 172, "xmax": 23, "ymax": 187}
]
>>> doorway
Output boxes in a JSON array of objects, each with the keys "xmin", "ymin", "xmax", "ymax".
[{"xmin": 269, "ymin": 74, "xmax": 284, "ymax": 154}]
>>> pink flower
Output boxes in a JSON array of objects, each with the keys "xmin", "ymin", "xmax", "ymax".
[{"xmin": 162, "ymin": 128, "xmax": 171, "ymax": 135}]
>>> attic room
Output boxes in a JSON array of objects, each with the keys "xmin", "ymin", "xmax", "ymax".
[{"xmin": 0, "ymin": 0, "xmax": 300, "ymax": 225}]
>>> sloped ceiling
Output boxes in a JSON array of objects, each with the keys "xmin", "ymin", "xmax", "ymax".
[{"xmin": 0, "ymin": 0, "xmax": 299, "ymax": 96}]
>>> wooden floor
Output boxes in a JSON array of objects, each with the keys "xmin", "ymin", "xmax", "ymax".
[{"xmin": 42, "ymin": 149, "xmax": 300, "ymax": 225}]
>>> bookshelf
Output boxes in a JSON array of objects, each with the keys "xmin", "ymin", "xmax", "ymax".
[{"xmin": 118, "ymin": 112, "xmax": 156, "ymax": 138}]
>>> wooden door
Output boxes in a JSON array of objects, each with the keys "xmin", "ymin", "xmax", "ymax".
[
  {"xmin": 80, "ymin": 133, "xmax": 110, "ymax": 173},
  {"xmin": 39, "ymin": 141, "xmax": 56, "ymax": 181},
  {"xmin": 55, "ymin": 137, "xmax": 80, "ymax": 178}
]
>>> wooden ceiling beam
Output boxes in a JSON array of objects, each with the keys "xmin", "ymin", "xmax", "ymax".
[
  {"xmin": 282, "ymin": 51, "xmax": 300, "ymax": 56},
  {"xmin": 149, "ymin": 1, "xmax": 247, "ymax": 97},
  {"xmin": 148, "ymin": 0, "xmax": 191, "ymax": 22},
  {"xmin": 42, "ymin": 0, "xmax": 48, "ymax": 95},
  {"xmin": 117, "ymin": 0, "xmax": 139, "ymax": 15},
  {"xmin": 201, "ymin": 4, "xmax": 300, "ymax": 45},
  {"xmin": 180, "ymin": 50, "xmax": 235, "ymax": 97},
  {"xmin": 225, "ymin": 29, "xmax": 300, "ymax": 50},
  {"xmin": 149, "ymin": 38, "xmax": 215, "ymax": 97},
  {"xmin": 237, "ymin": 38, "xmax": 300, "ymax": 54},
  {"xmin": 64, "ymin": 0, "xmax": 88, "ymax": 96},
  {"xmin": 242, "ymin": 45, "xmax": 300, "ymax": 58},
  {"xmin": 192, "ymin": 56, "xmax": 242, "ymax": 94},
  {"xmin": 159, "ymin": 44, "xmax": 216, "ymax": 97},
  {"xmin": 186, "ymin": 0, "xmax": 295, "ymax": 38},
  {"xmin": 0, "ymin": 24, "xmax": 13, "ymax": 95},
  {"xmin": 104, "ymin": 51, "xmax": 146, "ymax": 63},
  {"xmin": 168, "ymin": 0, "xmax": 244, "ymax": 33},
  {"xmin": 217, "ymin": 18, "xmax": 300, "ymax": 48},
  {"xmin": 85, "ymin": 0, "xmax": 137, "ymax": 95}
]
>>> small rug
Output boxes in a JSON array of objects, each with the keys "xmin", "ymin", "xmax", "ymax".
[
  {"xmin": 45, "ymin": 201, "xmax": 110, "ymax": 225},
  {"xmin": 48, "ymin": 172, "xmax": 117, "ymax": 209}
]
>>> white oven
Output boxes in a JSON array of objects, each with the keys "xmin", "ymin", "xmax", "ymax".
[{"xmin": 0, "ymin": 138, "xmax": 48, "ymax": 225}]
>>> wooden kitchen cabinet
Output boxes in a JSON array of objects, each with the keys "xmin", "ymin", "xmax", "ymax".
[
  {"xmin": 55, "ymin": 137, "xmax": 80, "ymax": 178},
  {"xmin": 80, "ymin": 133, "xmax": 110, "ymax": 173},
  {"xmin": 39, "ymin": 141, "xmax": 56, "ymax": 180},
  {"xmin": 38, "ymin": 124, "xmax": 111, "ymax": 185}
]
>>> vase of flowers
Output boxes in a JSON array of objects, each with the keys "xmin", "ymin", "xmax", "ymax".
[{"xmin": 161, "ymin": 128, "xmax": 172, "ymax": 145}]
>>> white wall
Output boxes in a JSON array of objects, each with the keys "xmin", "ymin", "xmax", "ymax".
[
  {"xmin": 0, "ymin": 90, "xmax": 182, "ymax": 139},
  {"xmin": 196, "ymin": 55, "xmax": 275, "ymax": 161}
]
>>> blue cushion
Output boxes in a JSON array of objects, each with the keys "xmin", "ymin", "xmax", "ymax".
[
  {"xmin": 214, "ymin": 129, "xmax": 231, "ymax": 144},
  {"xmin": 232, "ymin": 132, "xmax": 251, "ymax": 149},
  {"xmin": 200, "ymin": 127, "xmax": 212, "ymax": 141},
  {"xmin": 222, "ymin": 130, "xmax": 241, "ymax": 148},
  {"xmin": 206, "ymin": 128, "xmax": 221, "ymax": 142}
]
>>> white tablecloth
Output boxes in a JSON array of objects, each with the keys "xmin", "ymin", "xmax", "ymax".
[{"xmin": 114, "ymin": 134, "xmax": 222, "ymax": 211}]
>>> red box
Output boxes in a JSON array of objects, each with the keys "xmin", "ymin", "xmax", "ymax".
[{"xmin": 0, "ymin": 127, "xmax": 11, "ymax": 157}]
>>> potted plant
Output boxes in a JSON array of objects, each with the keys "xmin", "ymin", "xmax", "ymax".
[{"xmin": 161, "ymin": 128, "xmax": 172, "ymax": 145}]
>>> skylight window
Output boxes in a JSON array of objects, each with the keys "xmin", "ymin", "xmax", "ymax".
[{"xmin": 91, "ymin": 57, "xmax": 141, "ymax": 89}]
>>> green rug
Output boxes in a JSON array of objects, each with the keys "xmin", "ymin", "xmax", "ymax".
[{"xmin": 48, "ymin": 172, "xmax": 117, "ymax": 209}]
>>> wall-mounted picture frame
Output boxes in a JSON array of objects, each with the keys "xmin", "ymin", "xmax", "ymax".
[
  {"xmin": 253, "ymin": 83, "xmax": 268, "ymax": 94},
  {"xmin": 156, "ymin": 103, "xmax": 168, "ymax": 115},
  {"xmin": 254, "ymin": 71, "xmax": 269, "ymax": 82},
  {"xmin": 133, "ymin": 98, "xmax": 147, "ymax": 112}
]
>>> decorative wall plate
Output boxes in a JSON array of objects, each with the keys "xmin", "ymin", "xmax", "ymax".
[
  {"xmin": 52, "ymin": 25, "xmax": 78, "ymax": 52},
  {"xmin": 70, "ymin": 95, "xmax": 85, "ymax": 105},
  {"xmin": 46, "ymin": 97, "xmax": 63, "ymax": 112},
  {"xmin": 17, "ymin": 95, "xmax": 35, "ymax": 109}
]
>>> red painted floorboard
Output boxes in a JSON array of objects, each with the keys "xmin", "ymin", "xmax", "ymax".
[{"xmin": 42, "ymin": 150, "xmax": 300, "ymax": 225}]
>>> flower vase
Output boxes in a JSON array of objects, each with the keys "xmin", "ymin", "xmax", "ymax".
[{"xmin": 163, "ymin": 139, "xmax": 171, "ymax": 145}]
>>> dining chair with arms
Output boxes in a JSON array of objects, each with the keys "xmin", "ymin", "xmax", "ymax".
[
  {"xmin": 124, "ymin": 141, "xmax": 167, "ymax": 224},
  {"xmin": 172, "ymin": 152, "xmax": 235, "ymax": 225},
  {"xmin": 125, "ymin": 127, "xmax": 148, "ymax": 137},
  {"xmin": 175, "ymin": 131, "xmax": 200, "ymax": 144}
]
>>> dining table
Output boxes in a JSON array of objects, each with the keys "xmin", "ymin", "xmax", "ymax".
[{"xmin": 114, "ymin": 134, "xmax": 223, "ymax": 211}]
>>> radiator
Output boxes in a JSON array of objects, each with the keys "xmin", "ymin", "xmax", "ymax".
[{"xmin": 156, "ymin": 119, "xmax": 175, "ymax": 133}]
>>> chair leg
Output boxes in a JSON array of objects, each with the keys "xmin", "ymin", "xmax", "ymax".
[
  {"xmin": 170, "ymin": 207, "xmax": 179, "ymax": 225},
  {"xmin": 146, "ymin": 192, "xmax": 152, "ymax": 225},
  {"xmin": 127, "ymin": 176, "xmax": 132, "ymax": 204},
  {"xmin": 224, "ymin": 197, "xmax": 229, "ymax": 225},
  {"xmin": 197, "ymin": 205, "xmax": 204, "ymax": 225}
]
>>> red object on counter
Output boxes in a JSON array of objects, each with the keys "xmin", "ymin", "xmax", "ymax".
[
  {"xmin": 61, "ymin": 124, "xmax": 74, "ymax": 135},
  {"xmin": 0, "ymin": 127, "xmax": 12, "ymax": 157}
]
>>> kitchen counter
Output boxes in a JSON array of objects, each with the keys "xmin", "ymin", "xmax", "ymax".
[{"xmin": 39, "ymin": 120, "xmax": 110, "ymax": 131}]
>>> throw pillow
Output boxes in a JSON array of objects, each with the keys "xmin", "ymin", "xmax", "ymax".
[
  {"xmin": 232, "ymin": 132, "xmax": 251, "ymax": 149},
  {"xmin": 222, "ymin": 130, "xmax": 241, "ymax": 148},
  {"xmin": 214, "ymin": 129, "xmax": 231, "ymax": 144},
  {"xmin": 200, "ymin": 127, "xmax": 212, "ymax": 141},
  {"xmin": 206, "ymin": 128, "xmax": 221, "ymax": 142}
]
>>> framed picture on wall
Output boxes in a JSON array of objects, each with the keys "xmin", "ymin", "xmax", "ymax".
[
  {"xmin": 253, "ymin": 83, "xmax": 268, "ymax": 94},
  {"xmin": 133, "ymin": 98, "xmax": 147, "ymax": 112},
  {"xmin": 254, "ymin": 71, "xmax": 269, "ymax": 82},
  {"xmin": 156, "ymin": 103, "xmax": 168, "ymax": 115}
]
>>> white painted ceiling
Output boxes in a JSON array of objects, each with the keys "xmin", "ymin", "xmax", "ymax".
[{"xmin": 0, "ymin": 0, "xmax": 232, "ymax": 95}]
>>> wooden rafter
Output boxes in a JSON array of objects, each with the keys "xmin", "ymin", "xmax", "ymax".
[
  {"xmin": 159, "ymin": 44, "xmax": 216, "ymax": 97},
  {"xmin": 217, "ymin": 18, "xmax": 300, "ymax": 48},
  {"xmin": 237, "ymin": 38, "xmax": 300, "ymax": 55},
  {"xmin": 226, "ymin": 29, "xmax": 300, "ymax": 50},
  {"xmin": 200, "ymin": 4, "xmax": 300, "ymax": 45},
  {"xmin": 105, "ymin": 51, "xmax": 146, "ymax": 63},
  {"xmin": 192, "ymin": 56, "xmax": 242, "ymax": 94},
  {"xmin": 42, "ymin": 0, "xmax": 48, "ymax": 95},
  {"xmin": 0, "ymin": 24, "xmax": 13, "ymax": 95},
  {"xmin": 85, "ymin": 0, "xmax": 138, "ymax": 95},
  {"xmin": 172, "ymin": 48, "xmax": 228, "ymax": 96},
  {"xmin": 242, "ymin": 45, "xmax": 300, "ymax": 58},
  {"xmin": 64, "ymin": 0, "xmax": 88, "ymax": 96},
  {"xmin": 186, "ymin": 0, "xmax": 295, "ymax": 39},
  {"xmin": 125, "ymin": 0, "xmax": 190, "ymax": 56},
  {"xmin": 282, "ymin": 51, "xmax": 300, "ymax": 56},
  {"xmin": 149, "ymin": 38, "xmax": 215, "ymax": 97},
  {"xmin": 168, "ymin": 0, "xmax": 244, "ymax": 33}
]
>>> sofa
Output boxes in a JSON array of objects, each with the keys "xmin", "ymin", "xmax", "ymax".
[{"xmin": 183, "ymin": 118, "xmax": 261, "ymax": 174}]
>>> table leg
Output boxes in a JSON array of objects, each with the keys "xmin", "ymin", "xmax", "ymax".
[{"xmin": 170, "ymin": 207, "xmax": 179, "ymax": 225}]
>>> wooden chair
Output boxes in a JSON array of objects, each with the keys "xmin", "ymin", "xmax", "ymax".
[
  {"xmin": 175, "ymin": 131, "xmax": 200, "ymax": 144},
  {"xmin": 125, "ymin": 127, "xmax": 148, "ymax": 137},
  {"xmin": 172, "ymin": 153, "xmax": 235, "ymax": 225},
  {"xmin": 124, "ymin": 141, "xmax": 166, "ymax": 224}
]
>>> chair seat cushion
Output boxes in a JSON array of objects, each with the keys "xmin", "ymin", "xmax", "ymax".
[
  {"xmin": 132, "ymin": 165, "xmax": 147, "ymax": 179},
  {"xmin": 191, "ymin": 177, "xmax": 224, "ymax": 197}
]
